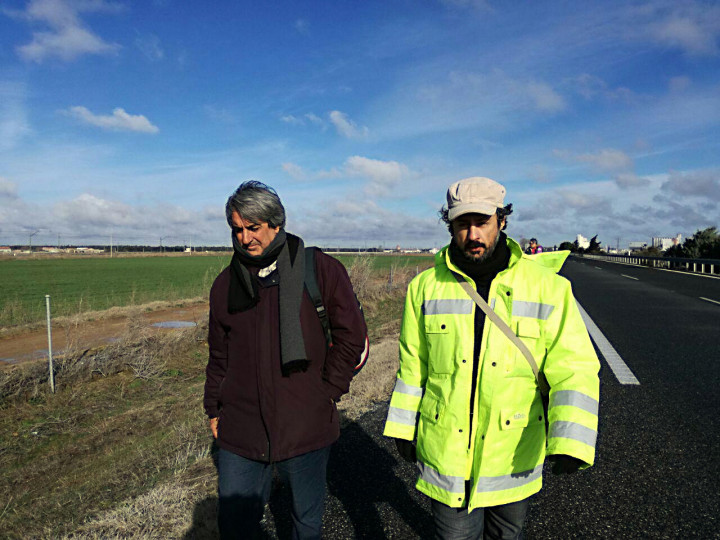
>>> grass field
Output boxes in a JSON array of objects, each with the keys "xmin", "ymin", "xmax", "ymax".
[
  {"xmin": 0, "ymin": 253, "xmax": 435, "ymax": 328},
  {"xmin": 0, "ymin": 256, "xmax": 419, "ymax": 538}
]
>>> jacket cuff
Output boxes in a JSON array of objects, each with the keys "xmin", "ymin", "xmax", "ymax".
[{"xmin": 323, "ymin": 381, "xmax": 345, "ymax": 401}]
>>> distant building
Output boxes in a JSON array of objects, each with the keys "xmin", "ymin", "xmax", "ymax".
[
  {"xmin": 0, "ymin": 246, "xmax": 11, "ymax": 253},
  {"xmin": 652, "ymin": 234, "xmax": 682, "ymax": 251},
  {"xmin": 575, "ymin": 234, "xmax": 590, "ymax": 250}
]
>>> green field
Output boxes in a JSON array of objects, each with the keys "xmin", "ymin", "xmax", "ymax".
[{"xmin": 0, "ymin": 253, "xmax": 435, "ymax": 328}]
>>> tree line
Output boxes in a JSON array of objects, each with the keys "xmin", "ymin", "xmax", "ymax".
[{"xmin": 556, "ymin": 227, "xmax": 720, "ymax": 259}]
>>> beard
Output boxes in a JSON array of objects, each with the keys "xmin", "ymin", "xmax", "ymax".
[{"xmin": 457, "ymin": 229, "xmax": 501, "ymax": 263}]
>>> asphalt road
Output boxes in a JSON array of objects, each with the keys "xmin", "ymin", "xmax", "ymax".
[{"xmin": 189, "ymin": 258, "xmax": 720, "ymax": 539}]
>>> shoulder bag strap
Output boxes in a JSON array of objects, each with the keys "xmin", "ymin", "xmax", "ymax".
[
  {"xmin": 304, "ymin": 247, "xmax": 333, "ymax": 346},
  {"xmin": 452, "ymin": 271, "xmax": 549, "ymax": 395}
]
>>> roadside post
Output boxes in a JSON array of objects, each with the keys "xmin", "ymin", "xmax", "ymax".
[{"xmin": 45, "ymin": 295, "xmax": 55, "ymax": 393}]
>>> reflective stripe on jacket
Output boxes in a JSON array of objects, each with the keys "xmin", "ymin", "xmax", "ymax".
[{"xmin": 383, "ymin": 238, "xmax": 599, "ymax": 509}]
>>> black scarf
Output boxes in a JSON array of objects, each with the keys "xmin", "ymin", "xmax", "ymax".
[{"xmin": 228, "ymin": 230, "xmax": 309, "ymax": 375}]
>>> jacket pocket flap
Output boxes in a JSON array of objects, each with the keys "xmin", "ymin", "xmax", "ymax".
[
  {"xmin": 500, "ymin": 409, "xmax": 530, "ymax": 430},
  {"xmin": 420, "ymin": 394, "xmax": 443, "ymax": 422},
  {"xmin": 515, "ymin": 319, "xmax": 541, "ymax": 339},
  {"xmin": 425, "ymin": 319, "xmax": 450, "ymax": 334}
]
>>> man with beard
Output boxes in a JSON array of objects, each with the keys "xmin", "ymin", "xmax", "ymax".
[
  {"xmin": 384, "ymin": 177, "xmax": 599, "ymax": 539},
  {"xmin": 204, "ymin": 181, "xmax": 366, "ymax": 540}
]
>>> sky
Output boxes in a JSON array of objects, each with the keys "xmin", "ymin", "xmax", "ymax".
[{"xmin": 1, "ymin": 0, "xmax": 719, "ymax": 250}]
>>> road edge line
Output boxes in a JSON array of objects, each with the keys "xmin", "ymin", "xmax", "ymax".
[{"xmin": 576, "ymin": 301, "xmax": 640, "ymax": 385}]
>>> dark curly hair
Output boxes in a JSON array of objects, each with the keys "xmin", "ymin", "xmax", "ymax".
[{"xmin": 438, "ymin": 203, "xmax": 513, "ymax": 234}]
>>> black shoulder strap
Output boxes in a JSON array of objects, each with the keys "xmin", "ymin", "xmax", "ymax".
[{"xmin": 304, "ymin": 247, "xmax": 333, "ymax": 347}]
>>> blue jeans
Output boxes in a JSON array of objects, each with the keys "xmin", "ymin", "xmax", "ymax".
[
  {"xmin": 431, "ymin": 497, "xmax": 530, "ymax": 540},
  {"xmin": 217, "ymin": 445, "xmax": 331, "ymax": 540}
]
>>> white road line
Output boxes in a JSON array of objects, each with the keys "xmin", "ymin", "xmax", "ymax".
[
  {"xmin": 700, "ymin": 297, "xmax": 720, "ymax": 306},
  {"xmin": 594, "ymin": 266, "xmax": 602, "ymax": 270},
  {"xmin": 576, "ymin": 301, "xmax": 640, "ymax": 385},
  {"xmin": 621, "ymin": 274, "xmax": 639, "ymax": 280}
]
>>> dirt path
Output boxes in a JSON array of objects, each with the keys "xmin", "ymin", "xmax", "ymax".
[{"xmin": 0, "ymin": 301, "xmax": 209, "ymax": 366}]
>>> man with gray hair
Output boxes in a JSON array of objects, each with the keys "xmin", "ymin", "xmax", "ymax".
[
  {"xmin": 204, "ymin": 180, "xmax": 367, "ymax": 539},
  {"xmin": 384, "ymin": 177, "xmax": 600, "ymax": 539}
]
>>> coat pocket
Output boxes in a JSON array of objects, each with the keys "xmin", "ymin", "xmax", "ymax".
[
  {"xmin": 504, "ymin": 319, "xmax": 543, "ymax": 378},
  {"xmin": 424, "ymin": 318, "xmax": 454, "ymax": 374},
  {"xmin": 500, "ymin": 408, "xmax": 530, "ymax": 430}
]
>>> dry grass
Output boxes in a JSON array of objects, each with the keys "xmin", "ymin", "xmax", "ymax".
[
  {"xmin": 1, "ymin": 258, "xmax": 411, "ymax": 539},
  {"xmin": 61, "ymin": 336, "xmax": 400, "ymax": 540}
]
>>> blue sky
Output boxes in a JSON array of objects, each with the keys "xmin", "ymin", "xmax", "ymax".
[{"xmin": 1, "ymin": 0, "xmax": 719, "ymax": 249}]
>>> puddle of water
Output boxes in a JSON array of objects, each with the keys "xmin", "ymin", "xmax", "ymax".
[{"xmin": 152, "ymin": 321, "xmax": 197, "ymax": 329}]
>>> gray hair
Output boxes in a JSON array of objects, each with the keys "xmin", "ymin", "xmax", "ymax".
[{"xmin": 225, "ymin": 180, "xmax": 286, "ymax": 228}]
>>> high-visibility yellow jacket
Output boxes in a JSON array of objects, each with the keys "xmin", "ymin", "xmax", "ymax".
[{"xmin": 383, "ymin": 238, "xmax": 600, "ymax": 510}]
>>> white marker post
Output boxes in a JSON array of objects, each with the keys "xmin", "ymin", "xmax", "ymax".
[{"xmin": 45, "ymin": 295, "xmax": 55, "ymax": 393}]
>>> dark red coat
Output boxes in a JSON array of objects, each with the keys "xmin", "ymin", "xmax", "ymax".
[{"xmin": 203, "ymin": 249, "xmax": 366, "ymax": 462}]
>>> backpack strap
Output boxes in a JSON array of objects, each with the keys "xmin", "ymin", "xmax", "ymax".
[{"xmin": 304, "ymin": 247, "xmax": 333, "ymax": 347}]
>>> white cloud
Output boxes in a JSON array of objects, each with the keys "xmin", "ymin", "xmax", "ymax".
[
  {"xmin": 570, "ymin": 73, "xmax": 635, "ymax": 102},
  {"xmin": 64, "ymin": 106, "xmax": 160, "ymax": 133},
  {"xmin": 344, "ymin": 156, "xmax": 412, "ymax": 196},
  {"xmin": 556, "ymin": 148, "xmax": 634, "ymax": 172},
  {"xmin": 329, "ymin": 110, "xmax": 369, "ymax": 139},
  {"xmin": 7, "ymin": 0, "xmax": 122, "ymax": 63},
  {"xmin": 280, "ymin": 112, "xmax": 326, "ymax": 128},
  {"xmin": 281, "ymin": 114, "xmax": 304, "ymax": 125},
  {"xmin": 0, "ymin": 189, "xmax": 227, "ymax": 246},
  {"xmin": 305, "ymin": 113, "xmax": 324, "ymax": 126},
  {"xmin": 279, "ymin": 155, "xmax": 413, "ymax": 196},
  {"xmin": 645, "ymin": 6, "xmax": 720, "ymax": 55},
  {"xmin": 282, "ymin": 162, "xmax": 306, "ymax": 180},
  {"xmin": 660, "ymin": 169, "xmax": 720, "ymax": 200},
  {"xmin": 615, "ymin": 173, "xmax": 651, "ymax": 189},
  {"xmin": 293, "ymin": 198, "xmax": 445, "ymax": 247},
  {"xmin": 525, "ymin": 81, "xmax": 565, "ymax": 112},
  {"xmin": 0, "ymin": 178, "xmax": 19, "ymax": 200},
  {"xmin": 135, "ymin": 33, "xmax": 164, "ymax": 61}
]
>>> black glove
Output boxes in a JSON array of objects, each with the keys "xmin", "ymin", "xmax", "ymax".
[
  {"xmin": 548, "ymin": 454, "xmax": 584, "ymax": 475},
  {"xmin": 394, "ymin": 438, "xmax": 417, "ymax": 463}
]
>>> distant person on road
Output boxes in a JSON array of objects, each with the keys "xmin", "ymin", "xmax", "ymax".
[
  {"xmin": 384, "ymin": 177, "xmax": 600, "ymax": 539},
  {"xmin": 525, "ymin": 237, "xmax": 543, "ymax": 254},
  {"xmin": 204, "ymin": 180, "xmax": 366, "ymax": 540}
]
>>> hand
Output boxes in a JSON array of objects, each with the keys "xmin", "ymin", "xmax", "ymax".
[
  {"xmin": 394, "ymin": 438, "xmax": 417, "ymax": 463},
  {"xmin": 548, "ymin": 454, "xmax": 583, "ymax": 475},
  {"xmin": 209, "ymin": 417, "xmax": 219, "ymax": 439}
]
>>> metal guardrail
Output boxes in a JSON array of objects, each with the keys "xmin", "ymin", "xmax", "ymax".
[{"xmin": 579, "ymin": 253, "xmax": 720, "ymax": 276}]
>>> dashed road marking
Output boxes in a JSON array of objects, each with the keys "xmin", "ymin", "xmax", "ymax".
[
  {"xmin": 576, "ymin": 301, "xmax": 640, "ymax": 385},
  {"xmin": 700, "ymin": 297, "xmax": 720, "ymax": 306},
  {"xmin": 621, "ymin": 274, "xmax": 639, "ymax": 280},
  {"xmin": 594, "ymin": 266, "xmax": 602, "ymax": 270}
]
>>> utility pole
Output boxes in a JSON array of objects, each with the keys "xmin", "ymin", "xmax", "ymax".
[
  {"xmin": 110, "ymin": 232, "xmax": 113, "ymax": 258},
  {"xmin": 29, "ymin": 229, "xmax": 39, "ymax": 252}
]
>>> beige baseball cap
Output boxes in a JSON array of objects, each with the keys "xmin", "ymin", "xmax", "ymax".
[{"xmin": 446, "ymin": 176, "xmax": 506, "ymax": 221}]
